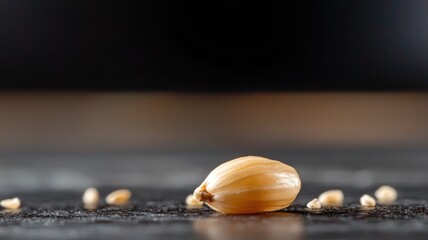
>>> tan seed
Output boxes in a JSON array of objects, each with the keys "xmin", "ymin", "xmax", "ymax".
[
  {"xmin": 194, "ymin": 156, "xmax": 301, "ymax": 214},
  {"xmin": 375, "ymin": 185, "xmax": 397, "ymax": 204},
  {"xmin": 82, "ymin": 187, "xmax": 99, "ymax": 208},
  {"xmin": 0, "ymin": 197, "xmax": 21, "ymax": 210},
  {"xmin": 318, "ymin": 190, "xmax": 344, "ymax": 206},
  {"xmin": 306, "ymin": 198, "xmax": 321, "ymax": 209},
  {"xmin": 186, "ymin": 194, "xmax": 204, "ymax": 207},
  {"xmin": 360, "ymin": 194, "xmax": 376, "ymax": 207},
  {"xmin": 106, "ymin": 189, "xmax": 132, "ymax": 205}
]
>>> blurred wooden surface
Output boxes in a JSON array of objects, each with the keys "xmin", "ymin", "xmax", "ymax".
[{"xmin": 0, "ymin": 92, "xmax": 427, "ymax": 152}]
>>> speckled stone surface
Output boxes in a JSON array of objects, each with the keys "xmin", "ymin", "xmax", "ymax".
[
  {"xmin": 0, "ymin": 186, "xmax": 426, "ymax": 240},
  {"xmin": 0, "ymin": 150, "xmax": 426, "ymax": 239}
]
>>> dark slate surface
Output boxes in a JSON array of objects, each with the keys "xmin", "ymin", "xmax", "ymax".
[
  {"xmin": 0, "ymin": 150, "xmax": 427, "ymax": 239},
  {"xmin": 0, "ymin": 185, "xmax": 426, "ymax": 240}
]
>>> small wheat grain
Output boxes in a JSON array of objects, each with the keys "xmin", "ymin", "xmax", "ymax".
[
  {"xmin": 106, "ymin": 189, "xmax": 132, "ymax": 205},
  {"xmin": 318, "ymin": 190, "xmax": 344, "ymax": 206},
  {"xmin": 306, "ymin": 198, "xmax": 322, "ymax": 209},
  {"xmin": 375, "ymin": 185, "xmax": 397, "ymax": 204},
  {"xmin": 360, "ymin": 194, "xmax": 376, "ymax": 207},
  {"xmin": 0, "ymin": 197, "xmax": 21, "ymax": 210},
  {"xmin": 83, "ymin": 187, "xmax": 99, "ymax": 208}
]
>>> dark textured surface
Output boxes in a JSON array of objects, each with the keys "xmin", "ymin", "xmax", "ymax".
[
  {"xmin": 0, "ymin": 186, "xmax": 426, "ymax": 240},
  {"xmin": 0, "ymin": 150, "xmax": 427, "ymax": 239}
]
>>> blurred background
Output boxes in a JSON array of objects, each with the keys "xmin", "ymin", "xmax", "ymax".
[{"xmin": 0, "ymin": 0, "xmax": 427, "ymax": 193}]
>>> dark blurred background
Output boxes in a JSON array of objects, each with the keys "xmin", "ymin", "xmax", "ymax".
[
  {"xmin": 0, "ymin": 0, "xmax": 427, "ymax": 192},
  {"xmin": 1, "ymin": 0, "xmax": 428, "ymax": 90}
]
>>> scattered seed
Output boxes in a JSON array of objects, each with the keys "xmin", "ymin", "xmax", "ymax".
[
  {"xmin": 82, "ymin": 187, "xmax": 99, "ymax": 208},
  {"xmin": 106, "ymin": 189, "xmax": 132, "ymax": 205},
  {"xmin": 360, "ymin": 194, "xmax": 376, "ymax": 207},
  {"xmin": 0, "ymin": 197, "xmax": 21, "ymax": 210},
  {"xmin": 375, "ymin": 185, "xmax": 397, "ymax": 204},
  {"xmin": 186, "ymin": 194, "xmax": 204, "ymax": 207},
  {"xmin": 318, "ymin": 190, "xmax": 344, "ymax": 206},
  {"xmin": 306, "ymin": 198, "xmax": 321, "ymax": 209}
]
